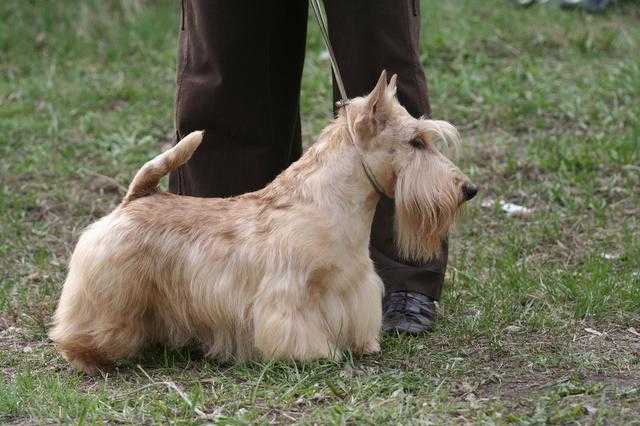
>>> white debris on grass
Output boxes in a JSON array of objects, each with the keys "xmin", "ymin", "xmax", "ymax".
[
  {"xmin": 481, "ymin": 199, "xmax": 534, "ymax": 217},
  {"xmin": 601, "ymin": 252, "xmax": 621, "ymax": 260}
]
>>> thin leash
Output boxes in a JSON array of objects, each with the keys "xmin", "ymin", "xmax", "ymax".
[
  {"xmin": 309, "ymin": 0, "xmax": 348, "ymax": 105},
  {"xmin": 309, "ymin": 0, "xmax": 388, "ymax": 198}
]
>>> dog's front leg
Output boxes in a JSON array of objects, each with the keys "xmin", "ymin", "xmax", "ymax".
[
  {"xmin": 344, "ymin": 269, "xmax": 383, "ymax": 355},
  {"xmin": 252, "ymin": 272, "xmax": 340, "ymax": 361}
]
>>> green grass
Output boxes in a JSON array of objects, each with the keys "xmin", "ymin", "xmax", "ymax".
[{"xmin": 1, "ymin": 0, "xmax": 639, "ymax": 423}]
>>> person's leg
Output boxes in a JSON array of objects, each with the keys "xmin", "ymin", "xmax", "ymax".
[
  {"xmin": 324, "ymin": 0, "xmax": 448, "ymax": 332},
  {"xmin": 169, "ymin": 0, "xmax": 307, "ymax": 198}
]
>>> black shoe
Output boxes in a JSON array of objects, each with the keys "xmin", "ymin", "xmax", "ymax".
[{"xmin": 382, "ymin": 291, "xmax": 436, "ymax": 335}]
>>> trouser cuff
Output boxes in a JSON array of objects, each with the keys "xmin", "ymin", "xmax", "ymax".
[{"xmin": 370, "ymin": 246, "xmax": 445, "ymax": 300}]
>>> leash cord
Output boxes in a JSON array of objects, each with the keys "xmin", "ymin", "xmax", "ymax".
[
  {"xmin": 310, "ymin": 0, "xmax": 348, "ymax": 103},
  {"xmin": 310, "ymin": 0, "xmax": 388, "ymax": 198}
]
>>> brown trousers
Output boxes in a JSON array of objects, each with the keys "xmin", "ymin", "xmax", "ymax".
[{"xmin": 169, "ymin": 0, "xmax": 447, "ymax": 299}]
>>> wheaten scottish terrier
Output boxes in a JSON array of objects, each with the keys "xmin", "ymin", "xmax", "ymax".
[{"xmin": 50, "ymin": 71, "xmax": 477, "ymax": 373}]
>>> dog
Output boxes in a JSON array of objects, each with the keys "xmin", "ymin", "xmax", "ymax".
[{"xmin": 50, "ymin": 71, "xmax": 477, "ymax": 373}]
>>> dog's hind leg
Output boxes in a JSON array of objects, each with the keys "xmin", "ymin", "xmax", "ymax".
[
  {"xmin": 50, "ymin": 225, "xmax": 151, "ymax": 373},
  {"xmin": 50, "ymin": 273, "xmax": 150, "ymax": 373},
  {"xmin": 51, "ymin": 316, "xmax": 147, "ymax": 374}
]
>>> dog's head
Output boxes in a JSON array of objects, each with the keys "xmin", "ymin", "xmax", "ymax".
[{"xmin": 343, "ymin": 70, "xmax": 477, "ymax": 262}]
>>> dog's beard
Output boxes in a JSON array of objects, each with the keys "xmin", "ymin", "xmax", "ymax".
[{"xmin": 394, "ymin": 158, "xmax": 461, "ymax": 262}]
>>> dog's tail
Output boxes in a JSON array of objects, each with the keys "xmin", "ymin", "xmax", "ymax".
[{"xmin": 123, "ymin": 130, "xmax": 204, "ymax": 204}]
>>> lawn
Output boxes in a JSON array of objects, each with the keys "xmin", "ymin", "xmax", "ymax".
[{"xmin": 1, "ymin": 0, "xmax": 639, "ymax": 423}]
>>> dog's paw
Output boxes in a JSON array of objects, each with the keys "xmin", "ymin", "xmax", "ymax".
[{"xmin": 360, "ymin": 339, "xmax": 380, "ymax": 355}]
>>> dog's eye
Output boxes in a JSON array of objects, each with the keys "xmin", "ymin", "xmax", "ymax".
[{"xmin": 408, "ymin": 137, "xmax": 424, "ymax": 150}]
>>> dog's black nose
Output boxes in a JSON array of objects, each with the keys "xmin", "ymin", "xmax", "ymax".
[{"xmin": 462, "ymin": 183, "xmax": 478, "ymax": 201}]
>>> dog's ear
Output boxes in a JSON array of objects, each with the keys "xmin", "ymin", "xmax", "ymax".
[
  {"xmin": 356, "ymin": 70, "xmax": 390, "ymax": 136},
  {"xmin": 365, "ymin": 70, "xmax": 388, "ymax": 119},
  {"xmin": 387, "ymin": 74, "xmax": 398, "ymax": 98}
]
